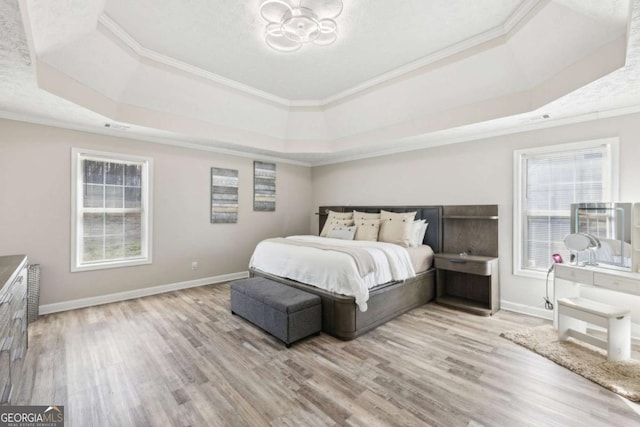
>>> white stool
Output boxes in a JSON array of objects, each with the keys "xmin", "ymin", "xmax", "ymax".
[{"xmin": 557, "ymin": 297, "xmax": 631, "ymax": 362}]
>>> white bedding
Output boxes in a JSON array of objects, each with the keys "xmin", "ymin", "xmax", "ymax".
[
  {"xmin": 249, "ymin": 235, "xmax": 416, "ymax": 312},
  {"xmin": 406, "ymin": 245, "xmax": 435, "ymax": 273}
]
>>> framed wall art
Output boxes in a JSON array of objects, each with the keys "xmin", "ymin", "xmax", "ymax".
[
  {"xmin": 211, "ymin": 167, "xmax": 239, "ymax": 223},
  {"xmin": 253, "ymin": 161, "xmax": 276, "ymax": 211}
]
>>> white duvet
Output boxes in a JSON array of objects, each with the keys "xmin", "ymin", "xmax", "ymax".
[{"xmin": 249, "ymin": 235, "xmax": 416, "ymax": 312}]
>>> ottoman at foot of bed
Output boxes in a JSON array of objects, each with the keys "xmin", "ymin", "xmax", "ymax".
[{"xmin": 230, "ymin": 277, "xmax": 322, "ymax": 347}]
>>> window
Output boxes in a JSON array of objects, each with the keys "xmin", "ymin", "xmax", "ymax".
[
  {"xmin": 71, "ymin": 149, "xmax": 153, "ymax": 272},
  {"xmin": 513, "ymin": 139, "xmax": 618, "ymax": 277}
]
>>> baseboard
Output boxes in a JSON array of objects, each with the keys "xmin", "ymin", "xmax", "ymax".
[
  {"xmin": 500, "ymin": 299, "xmax": 640, "ymax": 339},
  {"xmin": 500, "ymin": 300, "xmax": 554, "ymax": 320},
  {"xmin": 39, "ymin": 271, "xmax": 249, "ymax": 315}
]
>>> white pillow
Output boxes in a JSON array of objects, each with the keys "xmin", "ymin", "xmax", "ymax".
[
  {"xmin": 378, "ymin": 210, "xmax": 417, "ymax": 247},
  {"xmin": 354, "ymin": 218, "xmax": 381, "ymax": 241},
  {"xmin": 320, "ymin": 218, "xmax": 354, "ymax": 237},
  {"xmin": 353, "ymin": 210, "xmax": 381, "ymax": 221},
  {"xmin": 409, "ymin": 220, "xmax": 429, "ymax": 247},
  {"xmin": 327, "ymin": 225, "xmax": 357, "ymax": 240}
]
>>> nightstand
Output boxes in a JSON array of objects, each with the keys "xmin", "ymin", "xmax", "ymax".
[{"xmin": 434, "ymin": 253, "xmax": 499, "ymax": 316}]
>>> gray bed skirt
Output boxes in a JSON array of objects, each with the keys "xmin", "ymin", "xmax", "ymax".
[{"xmin": 248, "ymin": 268, "xmax": 436, "ymax": 341}]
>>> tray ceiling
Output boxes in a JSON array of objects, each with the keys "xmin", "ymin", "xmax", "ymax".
[
  {"xmin": 100, "ymin": 0, "xmax": 526, "ymax": 101},
  {"xmin": 0, "ymin": 0, "xmax": 638, "ymax": 165}
]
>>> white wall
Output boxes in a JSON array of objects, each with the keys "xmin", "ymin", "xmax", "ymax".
[
  {"xmin": 0, "ymin": 119, "xmax": 312, "ymax": 307},
  {"xmin": 311, "ymin": 112, "xmax": 640, "ymax": 332}
]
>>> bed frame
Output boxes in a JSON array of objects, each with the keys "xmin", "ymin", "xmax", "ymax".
[{"xmin": 249, "ymin": 205, "xmax": 442, "ymax": 341}]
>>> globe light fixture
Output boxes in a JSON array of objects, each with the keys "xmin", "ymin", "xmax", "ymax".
[{"xmin": 260, "ymin": 0, "xmax": 343, "ymax": 52}]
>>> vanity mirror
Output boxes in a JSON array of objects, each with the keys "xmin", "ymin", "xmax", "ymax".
[
  {"xmin": 570, "ymin": 202, "xmax": 631, "ymax": 271},
  {"xmin": 563, "ymin": 232, "xmax": 600, "ymax": 266}
]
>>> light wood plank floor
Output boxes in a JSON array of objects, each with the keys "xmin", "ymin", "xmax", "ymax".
[{"xmin": 16, "ymin": 283, "xmax": 640, "ymax": 426}]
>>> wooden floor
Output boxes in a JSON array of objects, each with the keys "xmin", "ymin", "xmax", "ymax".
[{"xmin": 16, "ymin": 283, "xmax": 640, "ymax": 426}]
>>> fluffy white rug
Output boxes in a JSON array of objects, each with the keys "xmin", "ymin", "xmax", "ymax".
[{"xmin": 501, "ymin": 324, "xmax": 640, "ymax": 402}]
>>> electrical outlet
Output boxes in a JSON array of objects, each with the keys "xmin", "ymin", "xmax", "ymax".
[{"xmin": 191, "ymin": 261, "xmax": 198, "ymax": 271}]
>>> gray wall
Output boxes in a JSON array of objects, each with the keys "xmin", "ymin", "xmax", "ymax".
[
  {"xmin": 3, "ymin": 111, "xmax": 640, "ymax": 330},
  {"xmin": 311, "ymin": 112, "xmax": 640, "ymax": 329},
  {"xmin": 0, "ymin": 119, "xmax": 312, "ymax": 306}
]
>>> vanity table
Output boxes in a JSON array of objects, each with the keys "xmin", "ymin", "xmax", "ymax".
[{"xmin": 553, "ymin": 263, "xmax": 640, "ymax": 327}]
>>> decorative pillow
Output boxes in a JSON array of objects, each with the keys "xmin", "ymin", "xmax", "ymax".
[
  {"xmin": 320, "ymin": 218, "xmax": 354, "ymax": 237},
  {"xmin": 353, "ymin": 210, "xmax": 381, "ymax": 221},
  {"xmin": 327, "ymin": 225, "xmax": 357, "ymax": 240},
  {"xmin": 320, "ymin": 210, "xmax": 353, "ymax": 236},
  {"xmin": 326, "ymin": 210, "xmax": 353, "ymax": 220},
  {"xmin": 380, "ymin": 210, "xmax": 417, "ymax": 222},
  {"xmin": 409, "ymin": 220, "xmax": 429, "ymax": 247},
  {"xmin": 354, "ymin": 219, "xmax": 381, "ymax": 241},
  {"xmin": 378, "ymin": 210, "xmax": 417, "ymax": 247}
]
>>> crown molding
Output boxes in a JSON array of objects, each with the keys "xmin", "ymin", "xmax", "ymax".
[
  {"xmin": 97, "ymin": 13, "xmax": 293, "ymax": 107},
  {"xmin": 310, "ymin": 104, "xmax": 640, "ymax": 167},
  {"xmin": 504, "ymin": 0, "xmax": 547, "ymax": 34},
  {"xmin": 0, "ymin": 110, "xmax": 312, "ymax": 167},
  {"xmin": 96, "ymin": 1, "xmax": 543, "ymax": 110},
  {"xmin": 4, "ymin": 103, "xmax": 640, "ymax": 169},
  {"xmin": 318, "ymin": 0, "xmax": 543, "ymax": 106}
]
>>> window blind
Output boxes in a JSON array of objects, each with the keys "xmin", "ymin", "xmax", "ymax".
[{"xmin": 521, "ymin": 145, "xmax": 611, "ymax": 271}]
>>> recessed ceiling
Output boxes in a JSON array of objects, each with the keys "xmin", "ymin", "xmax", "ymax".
[
  {"xmin": 1, "ymin": 0, "xmax": 639, "ymax": 166},
  {"xmin": 100, "ymin": 0, "xmax": 526, "ymax": 100}
]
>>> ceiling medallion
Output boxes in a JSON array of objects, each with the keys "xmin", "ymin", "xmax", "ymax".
[{"xmin": 260, "ymin": 0, "xmax": 343, "ymax": 52}]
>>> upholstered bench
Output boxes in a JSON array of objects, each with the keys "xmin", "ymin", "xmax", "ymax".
[{"xmin": 230, "ymin": 277, "xmax": 321, "ymax": 347}]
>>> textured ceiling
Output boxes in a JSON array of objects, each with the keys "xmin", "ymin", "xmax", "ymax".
[
  {"xmin": 100, "ymin": 0, "xmax": 525, "ymax": 100},
  {"xmin": 0, "ymin": 0, "xmax": 639, "ymax": 166}
]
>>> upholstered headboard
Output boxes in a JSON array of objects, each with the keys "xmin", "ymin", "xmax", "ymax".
[{"xmin": 318, "ymin": 205, "xmax": 443, "ymax": 253}]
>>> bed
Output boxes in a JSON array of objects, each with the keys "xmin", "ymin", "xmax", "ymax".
[{"xmin": 249, "ymin": 205, "xmax": 443, "ymax": 340}]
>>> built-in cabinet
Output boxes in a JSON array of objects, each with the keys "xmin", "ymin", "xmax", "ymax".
[
  {"xmin": 435, "ymin": 205, "xmax": 500, "ymax": 315},
  {"xmin": 0, "ymin": 255, "xmax": 28, "ymax": 405}
]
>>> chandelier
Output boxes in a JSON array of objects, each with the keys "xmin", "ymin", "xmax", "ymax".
[{"xmin": 259, "ymin": 0, "xmax": 343, "ymax": 52}]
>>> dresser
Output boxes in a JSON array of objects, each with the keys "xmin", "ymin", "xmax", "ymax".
[{"xmin": 0, "ymin": 255, "xmax": 28, "ymax": 405}]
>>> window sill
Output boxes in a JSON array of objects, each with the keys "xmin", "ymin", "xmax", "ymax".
[
  {"xmin": 513, "ymin": 268, "xmax": 548, "ymax": 280},
  {"xmin": 71, "ymin": 258, "xmax": 152, "ymax": 273}
]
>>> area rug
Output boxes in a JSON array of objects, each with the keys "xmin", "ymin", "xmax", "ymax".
[{"xmin": 500, "ymin": 324, "xmax": 640, "ymax": 402}]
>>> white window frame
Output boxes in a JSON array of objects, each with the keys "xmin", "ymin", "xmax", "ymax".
[
  {"xmin": 513, "ymin": 138, "xmax": 619, "ymax": 279},
  {"xmin": 71, "ymin": 148, "xmax": 153, "ymax": 272}
]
